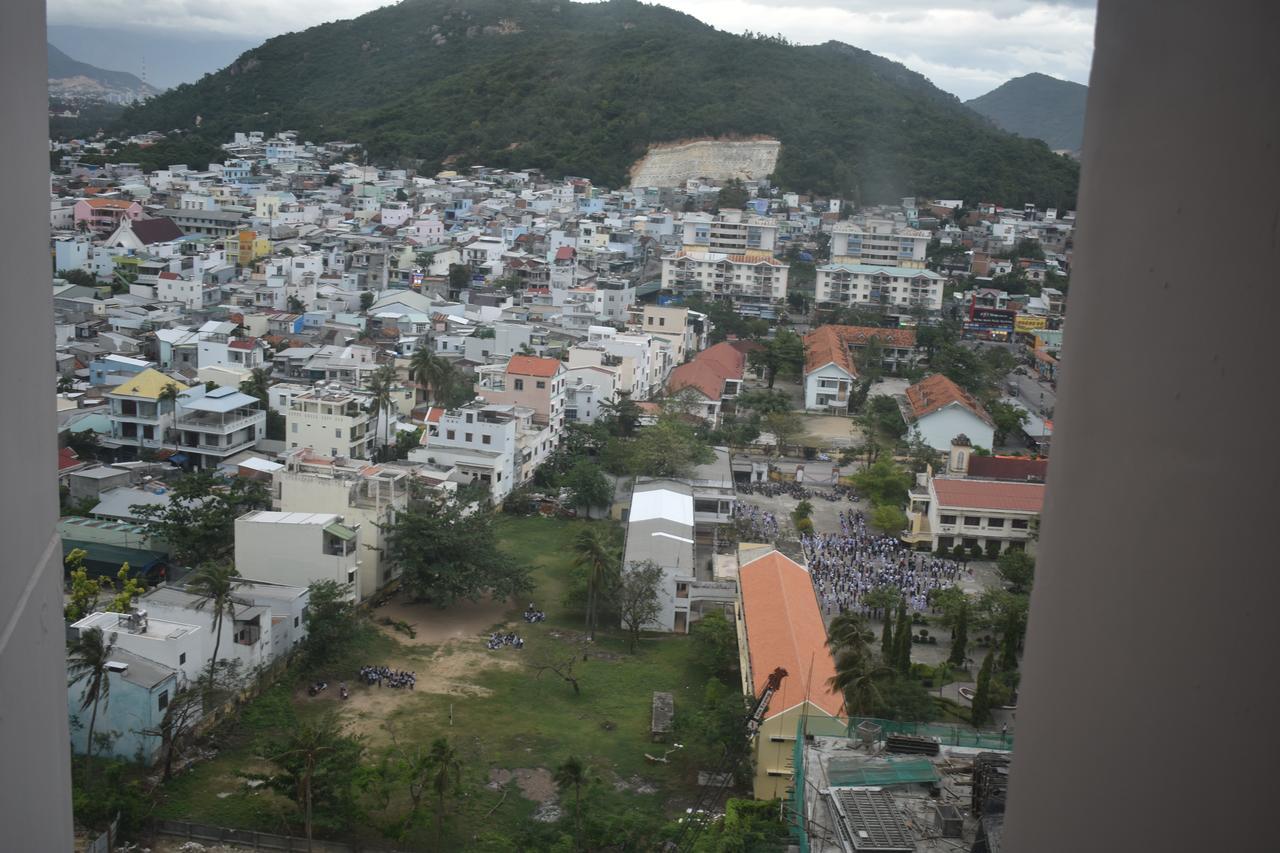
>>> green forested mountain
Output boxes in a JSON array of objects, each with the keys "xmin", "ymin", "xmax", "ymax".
[
  {"xmin": 966, "ymin": 73, "xmax": 1088, "ymax": 152},
  {"xmin": 119, "ymin": 0, "xmax": 1079, "ymax": 207}
]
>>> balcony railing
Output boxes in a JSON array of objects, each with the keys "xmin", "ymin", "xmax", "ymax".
[{"xmin": 175, "ymin": 409, "xmax": 264, "ymax": 433}]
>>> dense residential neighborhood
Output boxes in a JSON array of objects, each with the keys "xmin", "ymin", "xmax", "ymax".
[{"xmin": 46, "ymin": 124, "xmax": 1069, "ymax": 850}]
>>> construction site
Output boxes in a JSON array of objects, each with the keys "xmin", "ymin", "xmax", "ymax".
[{"xmin": 788, "ymin": 716, "xmax": 1012, "ymax": 853}]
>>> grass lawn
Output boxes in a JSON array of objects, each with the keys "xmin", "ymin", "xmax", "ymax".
[{"xmin": 152, "ymin": 515, "xmax": 720, "ymax": 851}]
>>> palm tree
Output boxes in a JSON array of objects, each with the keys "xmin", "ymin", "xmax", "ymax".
[
  {"xmin": 239, "ymin": 367, "xmax": 271, "ymax": 404},
  {"xmin": 272, "ymin": 715, "xmax": 343, "ymax": 851},
  {"xmin": 366, "ymin": 364, "xmax": 398, "ymax": 460},
  {"xmin": 407, "ymin": 347, "xmax": 455, "ymax": 406},
  {"xmin": 826, "ymin": 612, "xmax": 874, "ymax": 661},
  {"xmin": 67, "ymin": 626, "xmax": 116, "ymax": 785},
  {"xmin": 427, "ymin": 737, "xmax": 463, "ymax": 848},
  {"xmin": 186, "ymin": 561, "xmax": 241, "ymax": 697},
  {"xmin": 157, "ymin": 381, "xmax": 183, "ymax": 464},
  {"xmin": 554, "ymin": 755, "xmax": 588, "ymax": 850},
  {"xmin": 572, "ymin": 527, "xmax": 617, "ymax": 641},
  {"xmin": 829, "ymin": 649, "xmax": 890, "ymax": 717}
]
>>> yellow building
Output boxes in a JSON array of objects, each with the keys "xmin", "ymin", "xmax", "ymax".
[
  {"xmin": 228, "ymin": 229, "xmax": 271, "ymax": 267},
  {"xmin": 737, "ymin": 551, "xmax": 846, "ymax": 800}
]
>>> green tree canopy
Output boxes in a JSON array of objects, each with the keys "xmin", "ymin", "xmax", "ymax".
[
  {"xmin": 386, "ymin": 497, "xmax": 533, "ymax": 606},
  {"xmin": 131, "ymin": 472, "xmax": 270, "ymax": 565}
]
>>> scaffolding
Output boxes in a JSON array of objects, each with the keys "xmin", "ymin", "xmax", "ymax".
[{"xmin": 847, "ymin": 717, "xmax": 1014, "ymax": 751}]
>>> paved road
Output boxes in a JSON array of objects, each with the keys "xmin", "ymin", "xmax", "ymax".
[{"xmin": 1006, "ymin": 370, "xmax": 1056, "ymax": 418}]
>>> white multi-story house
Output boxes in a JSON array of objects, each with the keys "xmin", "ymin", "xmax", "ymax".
[
  {"xmin": 273, "ymin": 450, "xmax": 412, "ymax": 598},
  {"xmin": 830, "ymin": 218, "xmax": 930, "ymax": 268},
  {"xmin": 564, "ymin": 365, "xmax": 619, "ymax": 425},
  {"xmin": 573, "ymin": 327, "xmax": 657, "ymax": 399},
  {"xmin": 172, "ymin": 385, "xmax": 266, "ymax": 469},
  {"xmin": 626, "ymin": 304, "xmax": 706, "ymax": 364},
  {"xmin": 814, "ymin": 263, "xmax": 945, "ymax": 311},
  {"xmin": 410, "ymin": 403, "xmax": 553, "ymax": 503},
  {"xmin": 285, "ymin": 385, "xmax": 377, "ymax": 459},
  {"xmin": 234, "ymin": 511, "xmax": 364, "ymax": 600},
  {"xmin": 103, "ymin": 368, "xmax": 188, "ymax": 456}
]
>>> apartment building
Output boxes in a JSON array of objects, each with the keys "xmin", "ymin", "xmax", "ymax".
[
  {"xmin": 273, "ymin": 450, "xmax": 411, "ymax": 598},
  {"xmin": 234, "ymin": 511, "xmax": 363, "ymax": 600},
  {"xmin": 680, "ymin": 209, "xmax": 779, "ymax": 258},
  {"xmin": 830, "ymin": 218, "xmax": 930, "ymax": 268},
  {"xmin": 814, "ymin": 263, "xmax": 945, "ymax": 311},
  {"xmin": 660, "ymin": 250, "xmax": 788, "ymax": 314},
  {"xmin": 285, "ymin": 384, "xmax": 377, "ymax": 459}
]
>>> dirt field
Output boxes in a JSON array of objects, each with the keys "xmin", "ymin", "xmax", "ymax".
[
  {"xmin": 802, "ymin": 414, "xmax": 863, "ymax": 447},
  {"xmin": 374, "ymin": 594, "xmax": 512, "ymax": 645}
]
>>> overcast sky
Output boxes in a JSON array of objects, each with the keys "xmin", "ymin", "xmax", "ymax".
[{"xmin": 47, "ymin": 0, "xmax": 1096, "ymax": 99}]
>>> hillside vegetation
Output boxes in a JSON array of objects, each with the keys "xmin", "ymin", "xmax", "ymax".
[
  {"xmin": 119, "ymin": 0, "xmax": 1079, "ymax": 206},
  {"xmin": 966, "ymin": 72, "xmax": 1088, "ymax": 152}
]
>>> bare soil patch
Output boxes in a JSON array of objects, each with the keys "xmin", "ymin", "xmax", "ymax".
[
  {"xmin": 373, "ymin": 594, "xmax": 513, "ymax": 645},
  {"xmin": 487, "ymin": 766, "xmax": 557, "ymax": 803}
]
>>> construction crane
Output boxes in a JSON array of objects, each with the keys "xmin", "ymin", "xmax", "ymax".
[{"xmin": 667, "ymin": 667, "xmax": 789, "ymax": 853}]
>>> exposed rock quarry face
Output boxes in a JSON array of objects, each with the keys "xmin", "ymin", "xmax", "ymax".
[{"xmin": 629, "ymin": 137, "xmax": 781, "ymax": 188}]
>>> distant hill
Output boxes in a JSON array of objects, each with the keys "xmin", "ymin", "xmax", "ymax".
[
  {"xmin": 118, "ymin": 0, "xmax": 1079, "ymax": 207},
  {"xmin": 966, "ymin": 73, "xmax": 1088, "ymax": 152},
  {"xmin": 48, "ymin": 42, "xmax": 160, "ymax": 104}
]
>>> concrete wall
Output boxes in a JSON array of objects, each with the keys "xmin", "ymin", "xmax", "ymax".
[
  {"xmin": 1003, "ymin": 3, "xmax": 1280, "ymax": 850},
  {"xmin": 0, "ymin": 2, "xmax": 76, "ymax": 844}
]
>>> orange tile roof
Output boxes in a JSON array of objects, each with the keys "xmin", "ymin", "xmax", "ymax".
[
  {"xmin": 931, "ymin": 478, "xmax": 1046, "ymax": 513},
  {"xmin": 739, "ymin": 551, "xmax": 845, "ymax": 720},
  {"xmin": 506, "ymin": 355, "xmax": 562, "ymax": 378},
  {"xmin": 904, "ymin": 374, "xmax": 994, "ymax": 425},
  {"xmin": 84, "ymin": 198, "xmax": 136, "ymax": 209},
  {"xmin": 803, "ymin": 325, "xmax": 917, "ymax": 375},
  {"xmin": 667, "ymin": 341, "xmax": 745, "ymax": 400}
]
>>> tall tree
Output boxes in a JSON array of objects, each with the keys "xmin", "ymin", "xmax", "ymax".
[
  {"xmin": 893, "ymin": 600, "xmax": 913, "ymax": 674},
  {"xmin": 747, "ymin": 329, "xmax": 805, "ymax": 388},
  {"xmin": 263, "ymin": 714, "xmax": 364, "ymax": 849},
  {"xmin": 829, "ymin": 649, "xmax": 890, "ymax": 717},
  {"xmin": 690, "ymin": 610, "xmax": 739, "ymax": 677},
  {"xmin": 302, "ymin": 579, "xmax": 362, "ymax": 668},
  {"xmin": 948, "ymin": 602, "xmax": 970, "ymax": 667},
  {"xmin": 238, "ymin": 367, "xmax": 271, "ymax": 405},
  {"xmin": 407, "ymin": 347, "xmax": 457, "ymax": 406},
  {"xmin": 386, "ymin": 496, "xmax": 532, "ymax": 605},
  {"xmin": 616, "ymin": 560, "xmax": 664, "ymax": 653},
  {"xmin": 157, "ymin": 381, "xmax": 183, "ymax": 460},
  {"xmin": 426, "ymin": 737, "xmax": 463, "ymax": 849},
  {"xmin": 67, "ymin": 626, "xmax": 115, "ymax": 785},
  {"xmin": 762, "ymin": 410, "xmax": 805, "ymax": 456},
  {"xmin": 880, "ymin": 607, "xmax": 895, "ymax": 660},
  {"xmin": 554, "ymin": 755, "xmax": 588, "ymax": 851},
  {"xmin": 131, "ymin": 471, "xmax": 270, "ymax": 564},
  {"xmin": 366, "ymin": 364, "xmax": 399, "ymax": 458},
  {"xmin": 971, "ymin": 651, "xmax": 994, "ymax": 727},
  {"xmin": 564, "ymin": 461, "xmax": 612, "ymax": 518},
  {"xmin": 996, "ymin": 549, "xmax": 1036, "ymax": 594},
  {"xmin": 599, "ymin": 396, "xmax": 641, "ymax": 438},
  {"xmin": 572, "ymin": 526, "xmax": 619, "ymax": 641},
  {"xmin": 632, "ymin": 416, "xmax": 714, "ymax": 478},
  {"xmin": 186, "ymin": 561, "xmax": 241, "ymax": 697}
]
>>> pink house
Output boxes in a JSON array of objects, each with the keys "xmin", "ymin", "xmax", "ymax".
[
  {"xmin": 475, "ymin": 355, "xmax": 567, "ymax": 431},
  {"xmin": 73, "ymin": 198, "xmax": 143, "ymax": 234}
]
